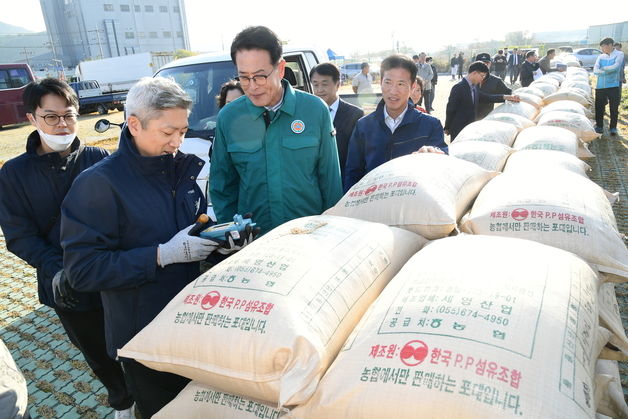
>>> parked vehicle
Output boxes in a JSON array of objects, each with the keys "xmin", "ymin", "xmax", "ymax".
[
  {"xmin": 340, "ymin": 62, "xmax": 380, "ymax": 83},
  {"xmin": 0, "ymin": 63, "xmax": 35, "ymax": 129},
  {"xmin": 558, "ymin": 46, "xmax": 574, "ymax": 54},
  {"xmin": 75, "ymin": 52, "xmax": 174, "ymax": 93},
  {"xmin": 69, "ymin": 80, "xmax": 126, "ymax": 115},
  {"xmin": 572, "ymin": 48, "xmax": 602, "ymax": 69}
]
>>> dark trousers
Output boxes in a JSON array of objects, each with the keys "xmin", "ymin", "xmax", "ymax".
[
  {"xmin": 55, "ymin": 308, "xmax": 133, "ymax": 411},
  {"xmin": 496, "ymin": 69, "xmax": 506, "ymax": 80},
  {"xmin": 595, "ymin": 87, "xmax": 621, "ymax": 130},
  {"xmin": 509, "ymin": 65, "xmax": 520, "ymax": 83},
  {"xmin": 121, "ymin": 360, "xmax": 190, "ymax": 418},
  {"xmin": 428, "ymin": 86, "xmax": 435, "ymax": 110},
  {"xmin": 421, "ymin": 89, "xmax": 433, "ymax": 113}
]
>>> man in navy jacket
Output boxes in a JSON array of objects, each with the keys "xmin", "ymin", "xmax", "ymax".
[
  {"xmin": 444, "ymin": 61, "xmax": 520, "ymax": 140},
  {"xmin": 60, "ymin": 77, "xmax": 233, "ymax": 418},
  {"xmin": 0, "ymin": 78, "xmax": 134, "ymax": 418},
  {"xmin": 344, "ymin": 54, "xmax": 448, "ymax": 191}
]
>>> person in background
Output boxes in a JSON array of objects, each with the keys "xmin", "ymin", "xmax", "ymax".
[
  {"xmin": 427, "ymin": 56, "xmax": 438, "ymax": 112},
  {"xmin": 450, "ymin": 55, "xmax": 458, "ymax": 80},
  {"xmin": 414, "ymin": 53, "xmax": 434, "ymax": 114},
  {"xmin": 344, "ymin": 54, "xmax": 447, "ymax": 191},
  {"xmin": 538, "ymin": 49, "xmax": 564, "ymax": 75},
  {"xmin": 61, "ymin": 77, "xmax": 246, "ymax": 418},
  {"xmin": 508, "ymin": 47, "xmax": 521, "ymax": 84},
  {"xmin": 475, "ymin": 52, "xmax": 512, "ymax": 119},
  {"xmin": 492, "ymin": 50, "xmax": 508, "ymax": 80},
  {"xmin": 445, "ymin": 61, "xmax": 520, "ymax": 140},
  {"xmin": 211, "ymin": 26, "xmax": 342, "ymax": 234},
  {"xmin": 411, "ymin": 76, "xmax": 427, "ymax": 113},
  {"xmin": 593, "ymin": 37, "xmax": 625, "ymax": 136},
  {"xmin": 310, "ymin": 62, "xmax": 364, "ymax": 178},
  {"xmin": 519, "ymin": 50, "xmax": 540, "ymax": 87},
  {"xmin": 352, "ymin": 62, "xmax": 374, "ymax": 94},
  {"xmin": 0, "ymin": 78, "xmax": 134, "ymax": 419},
  {"xmin": 216, "ymin": 80, "xmax": 244, "ymax": 109},
  {"xmin": 614, "ymin": 42, "xmax": 625, "ymax": 99},
  {"xmin": 457, "ymin": 52, "xmax": 465, "ymax": 79}
]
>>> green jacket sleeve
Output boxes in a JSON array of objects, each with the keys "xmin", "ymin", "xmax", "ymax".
[
  {"xmin": 317, "ymin": 109, "xmax": 343, "ymax": 210},
  {"xmin": 209, "ymin": 119, "xmax": 239, "ymax": 223}
]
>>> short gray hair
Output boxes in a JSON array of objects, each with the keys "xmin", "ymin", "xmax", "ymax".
[{"xmin": 125, "ymin": 77, "xmax": 192, "ymax": 127}]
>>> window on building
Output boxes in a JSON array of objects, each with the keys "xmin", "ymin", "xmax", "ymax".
[
  {"xmin": 137, "ymin": 32, "xmax": 145, "ymax": 38},
  {"xmin": 125, "ymin": 32, "xmax": 135, "ymax": 39},
  {"xmin": 103, "ymin": 3, "xmax": 114, "ymax": 11},
  {"xmin": 160, "ymin": 5, "xmax": 168, "ymax": 12},
  {"xmin": 145, "ymin": 5, "xmax": 154, "ymax": 12},
  {"xmin": 163, "ymin": 31, "xmax": 172, "ymax": 38},
  {"xmin": 176, "ymin": 31, "xmax": 183, "ymax": 38},
  {"xmin": 149, "ymin": 32, "xmax": 158, "ymax": 39},
  {"xmin": 120, "ymin": 4, "xmax": 130, "ymax": 12},
  {"xmin": 134, "ymin": 5, "xmax": 140, "ymax": 12},
  {"xmin": 174, "ymin": 6, "xmax": 180, "ymax": 12}
]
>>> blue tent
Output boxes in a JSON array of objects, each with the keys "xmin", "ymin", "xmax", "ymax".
[{"xmin": 327, "ymin": 49, "xmax": 344, "ymax": 60}]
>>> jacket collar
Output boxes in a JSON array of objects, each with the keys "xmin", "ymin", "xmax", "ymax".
[
  {"xmin": 118, "ymin": 125, "xmax": 203, "ymax": 178},
  {"xmin": 26, "ymin": 130, "xmax": 82, "ymax": 166},
  {"xmin": 374, "ymin": 99, "xmax": 420, "ymax": 130},
  {"xmin": 245, "ymin": 79, "xmax": 296, "ymax": 121}
]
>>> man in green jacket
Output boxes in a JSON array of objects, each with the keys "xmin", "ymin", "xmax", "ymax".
[{"xmin": 210, "ymin": 26, "xmax": 343, "ymax": 234}]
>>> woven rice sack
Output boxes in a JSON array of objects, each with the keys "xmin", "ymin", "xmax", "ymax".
[
  {"xmin": 546, "ymin": 89, "xmax": 593, "ymax": 106},
  {"xmin": 452, "ymin": 120, "xmax": 519, "ymax": 146},
  {"xmin": 119, "ymin": 215, "xmax": 425, "ymax": 406},
  {"xmin": 529, "ymin": 81, "xmax": 558, "ymax": 96},
  {"xmin": 535, "ymin": 75, "xmax": 560, "ymax": 87},
  {"xmin": 594, "ymin": 360, "xmax": 628, "ymax": 419},
  {"xmin": 543, "ymin": 71, "xmax": 566, "ymax": 83},
  {"xmin": 513, "ymin": 87, "xmax": 546, "ymax": 99},
  {"xmin": 512, "ymin": 126, "xmax": 595, "ymax": 159},
  {"xmin": 537, "ymin": 111, "xmax": 599, "ymax": 142},
  {"xmin": 483, "ymin": 113, "xmax": 535, "ymax": 131},
  {"xmin": 514, "ymin": 92, "xmax": 543, "ymax": 109},
  {"xmin": 562, "ymin": 80, "xmax": 592, "ymax": 95},
  {"xmin": 449, "ymin": 141, "xmax": 513, "ymax": 172},
  {"xmin": 538, "ymin": 100, "xmax": 593, "ymax": 120},
  {"xmin": 292, "ymin": 235, "xmax": 603, "ymax": 419},
  {"xmin": 504, "ymin": 150, "xmax": 591, "ymax": 177},
  {"xmin": 0, "ymin": 339, "xmax": 28, "ymax": 419},
  {"xmin": 154, "ymin": 381, "xmax": 288, "ymax": 419},
  {"xmin": 325, "ymin": 153, "xmax": 497, "ymax": 239},
  {"xmin": 597, "ymin": 283, "xmax": 628, "ymax": 360},
  {"xmin": 460, "ymin": 171, "xmax": 628, "ymax": 280},
  {"xmin": 488, "ymin": 101, "xmax": 539, "ymax": 121}
]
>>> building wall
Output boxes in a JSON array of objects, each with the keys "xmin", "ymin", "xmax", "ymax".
[
  {"xmin": 587, "ymin": 21, "xmax": 628, "ymax": 44},
  {"xmin": 40, "ymin": 0, "xmax": 189, "ymax": 67}
]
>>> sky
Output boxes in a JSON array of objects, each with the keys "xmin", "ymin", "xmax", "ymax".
[{"xmin": 4, "ymin": 0, "xmax": 628, "ymax": 56}]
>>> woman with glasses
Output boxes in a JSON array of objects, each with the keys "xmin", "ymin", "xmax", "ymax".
[{"xmin": 0, "ymin": 78, "xmax": 136, "ymax": 419}]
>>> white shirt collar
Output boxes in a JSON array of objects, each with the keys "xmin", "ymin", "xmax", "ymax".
[
  {"xmin": 265, "ymin": 87, "xmax": 284, "ymax": 112},
  {"xmin": 384, "ymin": 105, "xmax": 408, "ymax": 133},
  {"xmin": 329, "ymin": 97, "xmax": 340, "ymax": 120}
]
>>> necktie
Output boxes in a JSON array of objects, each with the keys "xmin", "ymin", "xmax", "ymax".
[{"xmin": 471, "ymin": 86, "xmax": 476, "ymax": 104}]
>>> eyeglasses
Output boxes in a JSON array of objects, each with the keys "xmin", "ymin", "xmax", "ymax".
[
  {"xmin": 37, "ymin": 113, "xmax": 78, "ymax": 126},
  {"xmin": 235, "ymin": 67, "xmax": 276, "ymax": 87}
]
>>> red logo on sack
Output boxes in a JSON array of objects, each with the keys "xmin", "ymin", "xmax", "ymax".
[
  {"xmin": 400, "ymin": 340, "xmax": 429, "ymax": 366},
  {"xmin": 201, "ymin": 291, "xmax": 221, "ymax": 310},
  {"xmin": 511, "ymin": 208, "xmax": 529, "ymax": 221},
  {"xmin": 365, "ymin": 185, "xmax": 377, "ymax": 195}
]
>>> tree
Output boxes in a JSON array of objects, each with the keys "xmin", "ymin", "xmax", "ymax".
[{"xmin": 174, "ymin": 49, "xmax": 197, "ymax": 60}]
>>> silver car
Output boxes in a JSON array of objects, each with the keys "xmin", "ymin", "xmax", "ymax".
[{"xmin": 572, "ymin": 48, "xmax": 602, "ymax": 69}]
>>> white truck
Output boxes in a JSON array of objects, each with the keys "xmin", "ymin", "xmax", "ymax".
[{"xmin": 76, "ymin": 52, "xmax": 174, "ymax": 93}]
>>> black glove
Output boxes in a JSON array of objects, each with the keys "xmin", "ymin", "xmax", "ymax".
[
  {"xmin": 52, "ymin": 270, "xmax": 79, "ymax": 310},
  {"xmin": 215, "ymin": 223, "xmax": 261, "ymax": 255}
]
